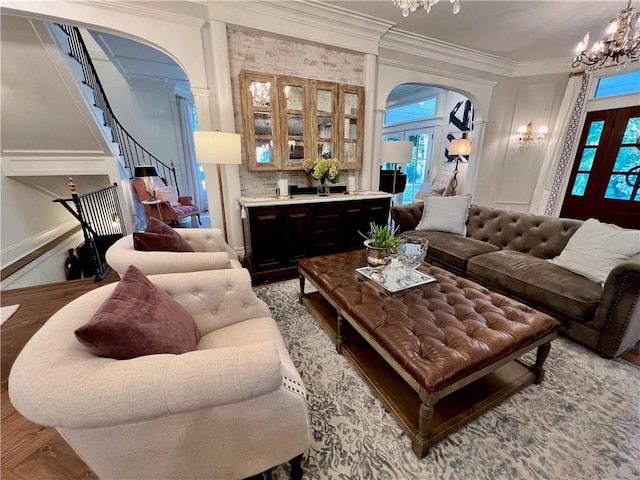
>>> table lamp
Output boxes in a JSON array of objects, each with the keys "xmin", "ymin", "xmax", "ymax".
[
  {"xmin": 380, "ymin": 141, "xmax": 413, "ymax": 203},
  {"xmin": 134, "ymin": 165, "xmax": 159, "ymax": 201}
]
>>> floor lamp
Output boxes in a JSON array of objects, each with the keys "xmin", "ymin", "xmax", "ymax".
[
  {"xmin": 448, "ymin": 138, "xmax": 472, "ymax": 196},
  {"xmin": 194, "ymin": 131, "xmax": 242, "ymax": 243},
  {"xmin": 380, "ymin": 141, "xmax": 413, "ymax": 205}
]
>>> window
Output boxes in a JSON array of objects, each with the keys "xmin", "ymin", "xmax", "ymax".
[
  {"xmin": 384, "ymin": 98, "xmax": 436, "ymax": 124},
  {"xmin": 594, "ymin": 70, "xmax": 640, "ymax": 99}
]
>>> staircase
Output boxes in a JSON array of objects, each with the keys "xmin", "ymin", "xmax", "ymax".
[{"xmin": 51, "ymin": 23, "xmax": 180, "ymax": 192}]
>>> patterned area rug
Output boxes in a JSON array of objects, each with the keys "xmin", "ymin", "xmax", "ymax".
[{"xmin": 254, "ymin": 279, "xmax": 640, "ymax": 480}]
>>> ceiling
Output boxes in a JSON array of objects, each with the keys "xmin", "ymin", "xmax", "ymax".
[
  {"xmin": 324, "ymin": 0, "xmax": 622, "ymax": 63},
  {"xmin": 87, "ymin": 0, "xmax": 624, "ymax": 89}
]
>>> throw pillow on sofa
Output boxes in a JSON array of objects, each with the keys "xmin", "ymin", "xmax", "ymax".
[
  {"xmin": 74, "ymin": 265, "xmax": 201, "ymax": 359},
  {"xmin": 133, "ymin": 217, "xmax": 194, "ymax": 252},
  {"xmin": 416, "ymin": 194, "xmax": 472, "ymax": 235},
  {"xmin": 549, "ymin": 218, "xmax": 640, "ymax": 284}
]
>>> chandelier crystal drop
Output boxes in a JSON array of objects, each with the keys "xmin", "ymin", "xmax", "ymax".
[
  {"xmin": 572, "ymin": 0, "xmax": 640, "ymax": 72},
  {"xmin": 392, "ymin": 0, "xmax": 461, "ymax": 18}
]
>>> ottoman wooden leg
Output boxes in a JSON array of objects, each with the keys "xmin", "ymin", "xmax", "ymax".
[
  {"xmin": 298, "ymin": 275, "xmax": 306, "ymax": 304},
  {"xmin": 534, "ymin": 341, "xmax": 552, "ymax": 384},
  {"xmin": 411, "ymin": 402, "xmax": 434, "ymax": 458},
  {"xmin": 337, "ymin": 315, "xmax": 345, "ymax": 354}
]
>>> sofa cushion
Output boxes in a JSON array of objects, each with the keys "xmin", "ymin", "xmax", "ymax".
[
  {"xmin": 74, "ymin": 265, "xmax": 201, "ymax": 359},
  {"xmin": 416, "ymin": 194, "xmax": 472, "ymax": 235},
  {"xmin": 467, "ymin": 250, "xmax": 602, "ymax": 320},
  {"xmin": 549, "ymin": 218, "xmax": 640, "ymax": 284},
  {"xmin": 133, "ymin": 217, "xmax": 194, "ymax": 252},
  {"xmin": 402, "ymin": 230, "xmax": 499, "ymax": 273}
]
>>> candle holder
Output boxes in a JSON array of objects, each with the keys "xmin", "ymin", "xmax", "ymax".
[
  {"xmin": 276, "ymin": 173, "xmax": 291, "ymax": 199},
  {"xmin": 347, "ymin": 175, "xmax": 357, "ymax": 195}
]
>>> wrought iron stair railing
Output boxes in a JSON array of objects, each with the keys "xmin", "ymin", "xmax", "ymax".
[
  {"xmin": 56, "ymin": 23, "xmax": 179, "ymax": 193},
  {"xmin": 54, "ymin": 180, "xmax": 126, "ymax": 281}
]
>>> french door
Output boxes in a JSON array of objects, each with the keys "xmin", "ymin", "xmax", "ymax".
[{"xmin": 560, "ymin": 106, "xmax": 640, "ymax": 229}]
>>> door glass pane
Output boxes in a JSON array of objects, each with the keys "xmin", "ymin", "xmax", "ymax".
[
  {"xmin": 288, "ymin": 114, "xmax": 303, "ymax": 136},
  {"xmin": 345, "ymin": 119, "xmax": 357, "ymax": 139},
  {"xmin": 604, "ymin": 174, "xmax": 637, "ymax": 200},
  {"xmin": 254, "ymin": 112, "xmax": 272, "ymax": 135},
  {"xmin": 284, "ymin": 86, "xmax": 303, "ymax": 110},
  {"xmin": 317, "ymin": 90, "xmax": 332, "ymax": 112},
  {"xmin": 571, "ymin": 173, "xmax": 590, "ymax": 196},
  {"xmin": 402, "ymin": 134, "xmax": 428, "ymax": 204},
  {"xmin": 578, "ymin": 148, "xmax": 596, "ymax": 171},
  {"xmin": 255, "ymin": 140, "xmax": 273, "ymax": 164},
  {"xmin": 586, "ymin": 120, "xmax": 605, "ymax": 146},
  {"xmin": 317, "ymin": 116, "xmax": 332, "ymax": 138},
  {"xmin": 344, "ymin": 93, "xmax": 358, "ymax": 115},
  {"xmin": 250, "ymin": 81, "xmax": 271, "ymax": 107},
  {"xmin": 612, "ymin": 147, "xmax": 640, "ymax": 172},
  {"xmin": 621, "ymin": 117, "xmax": 640, "ymax": 144}
]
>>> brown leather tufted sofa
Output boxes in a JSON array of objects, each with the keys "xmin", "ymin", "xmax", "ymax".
[{"xmin": 391, "ymin": 203, "xmax": 640, "ymax": 359}]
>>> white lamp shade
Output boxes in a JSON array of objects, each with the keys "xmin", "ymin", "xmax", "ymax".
[
  {"xmin": 380, "ymin": 141, "xmax": 413, "ymax": 164},
  {"xmin": 194, "ymin": 131, "xmax": 242, "ymax": 165},
  {"xmin": 449, "ymin": 138, "xmax": 472, "ymax": 156}
]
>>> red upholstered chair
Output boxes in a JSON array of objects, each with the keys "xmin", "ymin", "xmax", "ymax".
[{"xmin": 133, "ymin": 177, "xmax": 201, "ymax": 227}]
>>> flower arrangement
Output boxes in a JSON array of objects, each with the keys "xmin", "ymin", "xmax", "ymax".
[{"xmin": 302, "ymin": 157, "xmax": 341, "ymax": 183}]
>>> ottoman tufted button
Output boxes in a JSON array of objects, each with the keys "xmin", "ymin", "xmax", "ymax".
[
  {"xmin": 243, "ymin": 303, "xmax": 249, "ymax": 308},
  {"xmin": 211, "ymin": 309, "xmax": 217, "ymax": 314},
  {"xmin": 227, "ymin": 285, "xmax": 232, "ymax": 290},
  {"xmin": 193, "ymin": 290, "xmax": 199, "ymax": 296}
]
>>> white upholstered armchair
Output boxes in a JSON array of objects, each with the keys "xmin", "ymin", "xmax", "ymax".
[
  {"xmin": 106, "ymin": 227, "xmax": 242, "ymax": 276},
  {"xmin": 9, "ymin": 269, "xmax": 310, "ymax": 480}
]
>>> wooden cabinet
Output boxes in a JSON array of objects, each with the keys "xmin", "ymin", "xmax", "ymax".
[
  {"xmin": 240, "ymin": 71, "xmax": 364, "ymax": 172},
  {"xmin": 241, "ymin": 196, "xmax": 390, "ymax": 283}
]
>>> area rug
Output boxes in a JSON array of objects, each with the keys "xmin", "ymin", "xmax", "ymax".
[
  {"xmin": 254, "ymin": 279, "xmax": 640, "ymax": 480},
  {"xmin": 1, "ymin": 304, "xmax": 20, "ymax": 326}
]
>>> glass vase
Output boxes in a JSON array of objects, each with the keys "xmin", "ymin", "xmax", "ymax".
[{"xmin": 317, "ymin": 178, "xmax": 330, "ymax": 196}]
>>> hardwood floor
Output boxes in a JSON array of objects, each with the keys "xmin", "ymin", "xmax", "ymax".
[{"xmin": 1, "ymin": 272, "xmax": 119, "ymax": 479}]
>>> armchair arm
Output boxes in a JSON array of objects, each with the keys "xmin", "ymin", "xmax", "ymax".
[
  {"xmin": 177, "ymin": 228, "xmax": 238, "ymax": 260},
  {"xmin": 178, "ymin": 195, "xmax": 195, "ymax": 206},
  {"xmin": 10, "ymin": 341, "xmax": 282, "ymax": 429},
  {"xmin": 390, "ymin": 203, "xmax": 424, "ymax": 233},
  {"xmin": 594, "ymin": 253, "xmax": 640, "ymax": 358},
  {"xmin": 109, "ymin": 250, "xmax": 234, "ymax": 276}
]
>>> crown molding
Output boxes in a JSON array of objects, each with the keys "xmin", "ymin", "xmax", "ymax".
[
  {"xmin": 512, "ymin": 57, "xmax": 572, "ymax": 77},
  {"xmin": 379, "ymin": 57, "xmax": 498, "ymax": 88},
  {"xmin": 209, "ymin": 0, "xmax": 393, "ymax": 55},
  {"xmin": 380, "ymin": 29, "xmax": 517, "ymax": 77},
  {"xmin": 77, "ymin": 0, "xmax": 207, "ymax": 27}
]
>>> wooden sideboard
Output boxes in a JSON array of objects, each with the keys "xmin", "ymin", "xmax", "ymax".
[{"xmin": 239, "ymin": 193, "xmax": 391, "ymax": 283}]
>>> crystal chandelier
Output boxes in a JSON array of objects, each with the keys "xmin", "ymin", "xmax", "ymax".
[
  {"xmin": 392, "ymin": 0, "xmax": 461, "ymax": 18},
  {"xmin": 572, "ymin": 0, "xmax": 640, "ymax": 72}
]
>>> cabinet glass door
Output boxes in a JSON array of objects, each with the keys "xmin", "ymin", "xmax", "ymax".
[
  {"xmin": 340, "ymin": 85, "xmax": 364, "ymax": 170},
  {"xmin": 240, "ymin": 72, "xmax": 280, "ymax": 171},
  {"xmin": 312, "ymin": 81, "xmax": 337, "ymax": 160},
  {"xmin": 278, "ymin": 77, "xmax": 308, "ymax": 170}
]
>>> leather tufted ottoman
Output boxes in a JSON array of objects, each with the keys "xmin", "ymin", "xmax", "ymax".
[{"xmin": 299, "ymin": 249, "xmax": 560, "ymax": 458}]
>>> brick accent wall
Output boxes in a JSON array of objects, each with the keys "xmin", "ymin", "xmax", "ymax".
[{"xmin": 227, "ymin": 29, "xmax": 365, "ymax": 195}]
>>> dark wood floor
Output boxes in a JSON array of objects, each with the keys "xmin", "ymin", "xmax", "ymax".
[
  {"xmin": 1, "ymin": 270, "xmax": 638, "ymax": 479},
  {"xmin": 1, "ymin": 272, "xmax": 119, "ymax": 479}
]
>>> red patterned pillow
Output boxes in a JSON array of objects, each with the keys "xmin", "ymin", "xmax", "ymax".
[
  {"xmin": 75, "ymin": 265, "xmax": 201, "ymax": 359},
  {"xmin": 133, "ymin": 217, "xmax": 194, "ymax": 252}
]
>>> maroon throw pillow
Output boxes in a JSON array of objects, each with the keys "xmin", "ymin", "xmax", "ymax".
[
  {"xmin": 133, "ymin": 217, "xmax": 194, "ymax": 252},
  {"xmin": 75, "ymin": 265, "xmax": 201, "ymax": 359}
]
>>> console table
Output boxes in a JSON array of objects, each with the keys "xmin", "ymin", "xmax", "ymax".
[{"xmin": 238, "ymin": 192, "xmax": 391, "ymax": 283}]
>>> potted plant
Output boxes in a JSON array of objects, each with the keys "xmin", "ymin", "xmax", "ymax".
[{"xmin": 360, "ymin": 222, "xmax": 402, "ymax": 270}]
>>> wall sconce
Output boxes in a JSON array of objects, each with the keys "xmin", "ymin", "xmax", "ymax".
[{"xmin": 517, "ymin": 122, "xmax": 548, "ymax": 149}]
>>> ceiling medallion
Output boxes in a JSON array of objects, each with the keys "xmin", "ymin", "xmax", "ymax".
[
  {"xmin": 572, "ymin": 0, "xmax": 640, "ymax": 72},
  {"xmin": 392, "ymin": 0, "xmax": 461, "ymax": 18}
]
